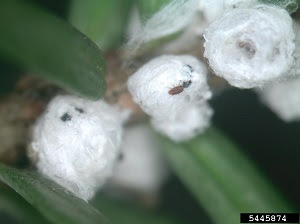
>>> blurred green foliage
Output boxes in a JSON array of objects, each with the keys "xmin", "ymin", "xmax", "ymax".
[
  {"xmin": 92, "ymin": 194, "xmax": 184, "ymax": 224},
  {"xmin": 69, "ymin": 0, "xmax": 133, "ymax": 52},
  {"xmin": 0, "ymin": 185, "xmax": 50, "ymax": 224},
  {"xmin": 0, "ymin": 0, "xmax": 106, "ymax": 100},
  {"xmin": 0, "ymin": 163, "xmax": 108, "ymax": 224},
  {"xmin": 161, "ymin": 128, "xmax": 294, "ymax": 224},
  {"xmin": 137, "ymin": 0, "xmax": 172, "ymax": 22}
]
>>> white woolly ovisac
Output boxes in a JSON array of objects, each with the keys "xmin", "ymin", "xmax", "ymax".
[
  {"xmin": 127, "ymin": 55, "xmax": 211, "ymax": 121},
  {"xmin": 159, "ymin": 0, "xmax": 259, "ymax": 54},
  {"xmin": 259, "ymin": 77, "xmax": 300, "ymax": 122},
  {"xmin": 204, "ymin": 4, "xmax": 295, "ymax": 88},
  {"xmin": 107, "ymin": 124, "xmax": 168, "ymax": 195},
  {"xmin": 151, "ymin": 103, "xmax": 213, "ymax": 142},
  {"xmin": 258, "ymin": 23, "xmax": 300, "ymax": 122},
  {"xmin": 125, "ymin": 0, "xmax": 258, "ymax": 55},
  {"xmin": 30, "ymin": 95, "xmax": 125, "ymax": 201}
]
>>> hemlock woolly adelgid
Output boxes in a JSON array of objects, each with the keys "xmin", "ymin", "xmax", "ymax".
[
  {"xmin": 204, "ymin": 4, "xmax": 295, "ymax": 89},
  {"xmin": 151, "ymin": 103, "xmax": 213, "ymax": 142},
  {"xmin": 159, "ymin": 0, "xmax": 259, "ymax": 54},
  {"xmin": 126, "ymin": 0, "xmax": 258, "ymax": 55},
  {"xmin": 29, "ymin": 95, "xmax": 125, "ymax": 201},
  {"xmin": 107, "ymin": 124, "xmax": 168, "ymax": 195},
  {"xmin": 259, "ymin": 76, "xmax": 300, "ymax": 122},
  {"xmin": 258, "ymin": 22, "xmax": 300, "ymax": 122},
  {"xmin": 127, "ymin": 55, "xmax": 211, "ymax": 121}
]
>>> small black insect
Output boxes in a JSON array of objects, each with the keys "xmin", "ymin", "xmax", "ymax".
[
  {"xmin": 61, "ymin": 113, "xmax": 72, "ymax": 122},
  {"xmin": 185, "ymin": 64, "xmax": 194, "ymax": 72},
  {"xmin": 118, "ymin": 152, "xmax": 124, "ymax": 161},
  {"xmin": 75, "ymin": 107, "xmax": 84, "ymax": 113},
  {"xmin": 182, "ymin": 80, "xmax": 192, "ymax": 88}
]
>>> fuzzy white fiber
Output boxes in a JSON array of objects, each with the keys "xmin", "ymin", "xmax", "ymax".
[
  {"xmin": 198, "ymin": 0, "xmax": 224, "ymax": 24},
  {"xmin": 223, "ymin": 0, "xmax": 258, "ymax": 10},
  {"xmin": 127, "ymin": 55, "xmax": 211, "ymax": 121},
  {"xmin": 126, "ymin": 0, "xmax": 198, "ymax": 53},
  {"xmin": 198, "ymin": 0, "xmax": 258, "ymax": 25},
  {"xmin": 30, "ymin": 95, "xmax": 125, "ymax": 201},
  {"xmin": 259, "ymin": 77, "xmax": 300, "ymax": 122},
  {"xmin": 204, "ymin": 4, "xmax": 295, "ymax": 88},
  {"xmin": 159, "ymin": 0, "xmax": 259, "ymax": 54},
  {"xmin": 126, "ymin": 0, "xmax": 258, "ymax": 55},
  {"xmin": 151, "ymin": 103, "xmax": 213, "ymax": 142},
  {"xmin": 108, "ymin": 124, "xmax": 168, "ymax": 194},
  {"xmin": 290, "ymin": 22, "xmax": 300, "ymax": 76}
]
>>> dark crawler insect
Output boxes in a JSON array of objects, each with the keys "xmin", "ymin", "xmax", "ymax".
[
  {"xmin": 61, "ymin": 113, "xmax": 72, "ymax": 122},
  {"xmin": 168, "ymin": 86, "xmax": 184, "ymax": 95},
  {"xmin": 75, "ymin": 107, "xmax": 84, "ymax": 113},
  {"xmin": 182, "ymin": 80, "xmax": 192, "ymax": 88},
  {"xmin": 118, "ymin": 152, "xmax": 124, "ymax": 161},
  {"xmin": 185, "ymin": 64, "xmax": 194, "ymax": 72}
]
